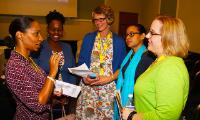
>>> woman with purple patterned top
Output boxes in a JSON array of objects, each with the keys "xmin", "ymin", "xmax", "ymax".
[{"xmin": 6, "ymin": 17, "xmax": 61, "ymax": 119}]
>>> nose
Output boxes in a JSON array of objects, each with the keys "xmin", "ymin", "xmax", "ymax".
[
  {"xmin": 54, "ymin": 29, "xmax": 59, "ymax": 34},
  {"xmin": 39, "ymin": 34, "xmax": 44, "ymax": 42},
  {"xmin": 126, "ymin": 35, "xmax": 131, "ymax": 40},
  {"xmin": 145, "ymin": 32, "xmax": 150, "ymax": 39},
  {"xmin": 95, "ymin": 21, "xmax": 101, "ymax": 26}
]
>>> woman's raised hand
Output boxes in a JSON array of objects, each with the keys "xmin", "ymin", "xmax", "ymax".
[{"xmin": 48, "ymin": 52, "xmax": 61, "ymax": 78}]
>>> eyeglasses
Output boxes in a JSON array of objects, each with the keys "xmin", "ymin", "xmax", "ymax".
[
  {"xmin": 92, "ymin": 18, "xmax": 106, "ymax": 23},
  {"xmin": 126, "ymin": 32, "xmax": 141, "ymax": 37},
  {"xmin": 147, "ymin": 30, "xmax": 161, "ymax": 37}
]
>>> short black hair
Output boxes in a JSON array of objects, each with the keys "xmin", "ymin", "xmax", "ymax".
[
  {"xmin": 134, "ymin": 24, "xmax": 146, "ymax": 34},
  {"xmin": 46, "ymin": 10, "xmax": 65, "ymax": 25}
]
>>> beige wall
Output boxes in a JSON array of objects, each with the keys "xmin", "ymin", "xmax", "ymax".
[
  {"xmin": 140, "ymin": 0, "xmax": 160, "ymax": 29},
  {"xmin": 177, "ymin": 0, "xmax": 200, "ymax": 53},
  {"xmin": 0, "ymin": 0, "xmax": 77, "ymax": 17},
  {"xmin": 141, "ymin": 0, "xmax": 200, "ymax": 53},
  {"xmin": 0, "ymin": 16, "xmax": 95, "ymax": 59},
  {"xmin": 0, "ymin": 0, "xmax": 200, "ymax": 54},
  {"xmin": 105, "ymin": 0, "xmax": 142, "ymax": 33},
  {"xmin": 0, "ymin": 0, "xmax": 145, "ymax": 59}
]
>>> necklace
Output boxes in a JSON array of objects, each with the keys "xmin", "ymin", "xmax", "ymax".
[
  {"xmin": 14, "ymin": 50, "xmax": 42, "ymax": 74},
  {"xmin": 97, "ymin": 32, "xmax": 112, "ymax": 75},
  {"xmin": 28, "ymin": 57, "xmax": 43, "ymax": 74}
]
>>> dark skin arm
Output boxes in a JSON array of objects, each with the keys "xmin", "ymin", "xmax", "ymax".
[{"xmin": 39, "ymin": 53, "xmax": 61, "ymax": 105}]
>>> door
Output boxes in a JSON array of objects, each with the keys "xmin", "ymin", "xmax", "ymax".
[{"xmin": 118, "ymin": 12, "xmax": 138, "ymax": 39}]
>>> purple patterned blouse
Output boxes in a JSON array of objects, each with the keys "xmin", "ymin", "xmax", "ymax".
[{"xmin": 6, "ymin": 51, "xmax": 51, "ymax": 120}]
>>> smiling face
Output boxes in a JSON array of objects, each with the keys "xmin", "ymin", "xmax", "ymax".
[
  {"xmin": 21, "ymin": 21, "xmax": 43, "ymax": 52},
  {"xmin": 146, "ymin": 19, "xmax": 163, "ymax": 57},
  {"xmin": 126, "ymin": 26, "xmax": 145, "ymax": 52},
  {"xmin": 93, "ymin": 13, "xmax": 110, "ymax": 33},
  {"xmin": 47, "ymin": 19, "xmax": 63, "ymax": 42}
]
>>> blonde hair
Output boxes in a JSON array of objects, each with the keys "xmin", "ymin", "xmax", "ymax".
[
  {"xmin": 156, "ymin": 16, "xmax": 189, "ymax": 58},
  {"xmin": 92, "ymin": 4, "xmax": 114, "ymax": 25}
]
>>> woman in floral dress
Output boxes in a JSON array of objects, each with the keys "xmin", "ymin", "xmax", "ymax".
[{"xmin": 76, "ymin": 5, "xmax": 126, "ymax": 120}]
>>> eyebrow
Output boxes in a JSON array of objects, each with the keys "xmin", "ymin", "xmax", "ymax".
[
  {"xmin": 128, "ymin": 31, "xmax": 140, "ymax": 33},
  {"xmin": 149, "ymin": 28, "xmax": 158, "ymax": 33}
]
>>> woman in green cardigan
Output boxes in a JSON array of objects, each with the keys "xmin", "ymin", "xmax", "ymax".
[{"xmin": 122, "ymin": 15, "xmax": 189, "ymax": 120}]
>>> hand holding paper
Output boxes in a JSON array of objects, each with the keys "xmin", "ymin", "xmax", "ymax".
[
  {"xmin": 68, "ymin": 63, "xmax": 95, "ymax": 78},
  {"xmin": 54, "ymin": 80, "xmax": 81, "ymax": 98}
]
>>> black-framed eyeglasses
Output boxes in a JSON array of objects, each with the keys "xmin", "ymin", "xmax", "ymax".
[
  {"xmin": 126, "ymin": 32, "xmax": 141, "ymax": 37},
  {"xmin": 147, "ymin": 30, "xmax": 161, "ymax": 37},
  {"xmin": 92, "ymin": 18, "xmax": 106, "ymax": 23}
]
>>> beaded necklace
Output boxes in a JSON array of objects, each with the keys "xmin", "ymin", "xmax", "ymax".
[{"xmin": 96, "ymin": 32, "xmax": 112, "ymax": 75}]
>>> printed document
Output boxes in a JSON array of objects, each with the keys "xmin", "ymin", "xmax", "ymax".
[
  {"xmin": 68, "ymin": 63, "xmax": 95, "ymax": 77},
  {"xmin": 54, "ymin": 80, "xmax": 81, "ymax": 98}
]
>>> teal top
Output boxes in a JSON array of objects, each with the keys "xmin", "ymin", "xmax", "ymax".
[{"xmin": 134, "ymin": 56, "xmax": 189, "ymax": 120}]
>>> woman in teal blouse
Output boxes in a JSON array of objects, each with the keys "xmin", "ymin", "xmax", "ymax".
[
  {"xmin": 114, "ymin": 24, "xmax": 155, "ymax": 120},
  {"xmin": 122, "ymin": 15, "xmax": 189, "ymax": 120}
]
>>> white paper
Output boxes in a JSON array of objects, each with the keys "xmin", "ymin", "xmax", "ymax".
[
  {"xmin": 68, "ymin": 63, "xmax": 95, "ymax": 77},
  {"xmin": 54, "ymin": 80, "xmax": 81, "ymax": 98}
]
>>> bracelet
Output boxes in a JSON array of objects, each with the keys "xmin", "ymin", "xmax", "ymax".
[
  {"xmin": 127, "ymin": 111, "xmax": 137, "ymax": 120},
  {"xmin": 47, "ymin": 76, "xmax": 55, "ymax": 83}
]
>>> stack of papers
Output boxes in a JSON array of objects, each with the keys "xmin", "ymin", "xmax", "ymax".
[
  {"xmin": 55, "ymin": 80, "xmax": 81, "ymax": 98},
  {"xmin": 68, "ymin": 63, "xmax": 95, "ymax": 78}
]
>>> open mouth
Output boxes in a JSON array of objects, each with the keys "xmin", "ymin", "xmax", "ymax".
[
  {"xmin": 52, "ymin": 36, "xmax": 60, "ymax": 41},
  {"xmin": 53, "ymin": 35, "xmax": 59, "ymax": 38}
]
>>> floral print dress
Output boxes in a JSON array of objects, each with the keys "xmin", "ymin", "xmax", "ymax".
[{"xmin": 76, "ymin": 32, "xmax": 116, "ymax": 120}]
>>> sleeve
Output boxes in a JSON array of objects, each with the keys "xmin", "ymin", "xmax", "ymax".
[
  {"xmin": 78, "ymin": 33, "xmax": 91, "ymax": 67},
  {"xmin": 63, "ymin": 44, "xmax": 78, "ymax": 85},
  {"xmin": 118, "ymin": 39, "xmax": 127, "ymax": 68},
  {"xmin": 6, "ymin": 61, "xmax": 49, "ymax": 113},
  {"xmin": 142, "ymin": 61, "xmax": 186, "ymax": 120},
  {"xmin": 117, "ymin": 37, "xmax": 127, "ymax": 69}
]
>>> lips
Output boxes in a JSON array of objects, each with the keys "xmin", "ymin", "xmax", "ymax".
[
  {"xmin": 51, "ymin": 35, "xmax": 60, "ymax": 41},
  {"xmin": 126, "ymin": 40, "xmax": 132, "ymax": 45},
  {"xmin": 53, "ymin": 35, "xmax": 59, "ymax": 38},
  {"xmin": 52, "ymin": 35, "xmax": 59, "ymax": 39},
  {"xmin": 96, "ymin": 24, "xmax": 104, "ymax": 30},
  {"xmin": 35, "ymin": 43, "xmax": 41, "ymax": 48}
]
